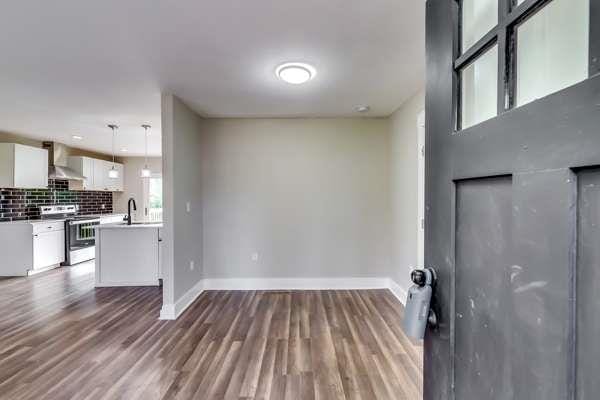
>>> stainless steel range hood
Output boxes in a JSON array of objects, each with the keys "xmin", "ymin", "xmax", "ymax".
[
  {"xmin": 43, "ymin": 141, "xmax": 86, "ymax": 181},
  {"xmin": 48, "ymin": 165, "xmax": 85, "ymax": 181}
]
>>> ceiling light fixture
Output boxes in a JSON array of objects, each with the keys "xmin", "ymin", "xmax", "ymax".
[
  {"xmin": 120, "ymin": 148, "xmax": 128, "ymax": 153},
  {"xmin": 355, "ymin": 105, "xmax": 371, "ymax": 113},
  {"xmin": 72, "ymin": 135, "xmax": 83, "ymax": 140},
  {"xmin": 140, "ymin": 124, "xmax": 152, "ymax": 178},
  {"xmin": 276, "ymin": 62, "xmax": 316, "ymax": 85},
  {"xmin": 107, "ymin": 124, "xmax": 119, "ymax": 179}
]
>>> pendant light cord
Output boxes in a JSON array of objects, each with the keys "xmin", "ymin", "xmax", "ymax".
[
  {"xmin": 107, "ymin": 124, "xmax": 118, "ymax": 169},
  {"xmin": 144, "ymin": 126, "xmax": 149, "ymax": 167},
  {"xmin": 142, "ymin": 124, "xmax": 151, "ymax": 173}
]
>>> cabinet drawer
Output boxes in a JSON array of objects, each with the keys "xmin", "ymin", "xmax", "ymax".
[{"xmin": 32, "ymin": 221, "xmax": 65, "ymax": 234}]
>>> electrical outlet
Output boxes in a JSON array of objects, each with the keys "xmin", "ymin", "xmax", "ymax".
[
  {"xmin": 190, "ymin": 260, "xmax": 195, "ymax": 270},
  {"xmin": 251, "ymin": 253, "xmax": 259, "ymax": 262}
]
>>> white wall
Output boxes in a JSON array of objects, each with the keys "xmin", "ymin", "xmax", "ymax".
[
  {"xmin": 114, "ymin": 156, "xmax": 162, "ymax": 220},
  {"xmin": 160, "ymin": 92, "xmax": 425, "ymax": 316},
  {"xmin": 199, "ymin": 118, "xmax": 392, "ymax": 279},
  {"xmin": 389, "ymin": 89, "xmax": 425, "ymax": 291},
  {"xmin": 161, "ymin": 94, "xmax": 204, "ymax": 316}
]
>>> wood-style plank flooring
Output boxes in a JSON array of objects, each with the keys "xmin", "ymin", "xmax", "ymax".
[{"xmin": 0, "ymin": 262, "xmax": 422, "ymax": 400}]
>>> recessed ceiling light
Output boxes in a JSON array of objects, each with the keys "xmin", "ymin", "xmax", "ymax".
[
  {"xmin": 276, "ymin": 62, "xmax": 316, "ymax": 85},
  {"xmin": 120, "ymin": 148, "xmax": 128, "ymax": 152},
  {"xmin": 72, "ymin": 135, "xmax": 83, "ymax": 140},
  {"xmin": 355, "ymin": 105, "xmax": 371, "ymax": 113}
]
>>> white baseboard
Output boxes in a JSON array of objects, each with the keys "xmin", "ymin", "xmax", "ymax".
[
  {"xmin": 159, "ymin": 277, "xmax": 407, "ymax": 320},
  {"xmin": 203, "ymin": 277, "xmax": 389, "ymax": 291},
  {"xmin": 159, "ymin": 279, "xmax": 204, "ymax": 320},
  {"xmin": 387, "ymin": 278, "xmax": 408, "ymax": 306},
  {"xmin": 96, "ymin": 281, "xmax": 160, "ymax": 287}
]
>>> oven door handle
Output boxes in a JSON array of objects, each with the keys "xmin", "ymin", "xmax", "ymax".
[{"xmin": 69, "ymin": 219, "xmax": 101, "ymax": 226}]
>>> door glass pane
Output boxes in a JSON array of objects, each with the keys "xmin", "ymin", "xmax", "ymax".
[
  {"xmin": 462, "ymin": 0, "xmax": 498, "ymax": 52},
  {"xmin": 461, "ymin": 45, "xmax": 498, "ymax": 129},
  {"xmin": 516, "ymin": 0, "xmax": 589, "ymax": 107}
]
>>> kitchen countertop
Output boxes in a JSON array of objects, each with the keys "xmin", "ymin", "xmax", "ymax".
[
  {"xmin": 0, "ymin": 219, "xmax": 66, "ymax": 225},
  {"xmin": 0, "ymin": 213, "xmax": 127, "ymax": 225},
  {"xmin": 96, "ymin": 222, "xmax": 163, "ymax": 230}
]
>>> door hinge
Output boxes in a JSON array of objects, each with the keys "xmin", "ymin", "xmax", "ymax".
[{"xmin": 421, "ymin": 218, "xmax": 425, "ymax": 229}]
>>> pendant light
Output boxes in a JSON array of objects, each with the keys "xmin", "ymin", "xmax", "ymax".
[
  {"xmin": 107, "ymin": 124, "xmax": 119, "ymax": 179},
  {"xmin": 140, "ymin": 124, "xmax": 152, "ymax": 178}
]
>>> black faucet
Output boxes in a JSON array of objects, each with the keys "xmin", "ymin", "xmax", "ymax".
[{"xmin": 126, "ymin": 198, "xmax": 137, "ymax": 225}]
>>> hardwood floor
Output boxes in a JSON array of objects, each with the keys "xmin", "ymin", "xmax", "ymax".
[{"xmin": 0, "ymin": 263, "xmax": 422, "ymax": 400}]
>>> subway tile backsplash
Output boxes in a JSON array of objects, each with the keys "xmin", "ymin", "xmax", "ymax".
[{"xmin": 0, "ymin": 179, "xmax": 113, "ymax": 222}]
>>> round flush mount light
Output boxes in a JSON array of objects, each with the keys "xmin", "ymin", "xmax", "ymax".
[
  {"xmin": 355, "ymin": 105, "xmax": 371, "ymax": 113},
  {"xmin": 276, "ymin": 62, "xmax": 316, "ymax": 85}
]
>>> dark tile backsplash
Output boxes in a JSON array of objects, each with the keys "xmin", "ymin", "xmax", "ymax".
[{"xmin": 0, "ymin": 179, "xmax": 113, "ymax": 222}]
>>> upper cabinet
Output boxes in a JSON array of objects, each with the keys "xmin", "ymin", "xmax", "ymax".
[
  {"xmin": 68, "ymin": 156, "xmax": 124, "ymax": 192},
  {"xmin": 0, "ymin": 143, "xmax": 48, "ymax": 189}
]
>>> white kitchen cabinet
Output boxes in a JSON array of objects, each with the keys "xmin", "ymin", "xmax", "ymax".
[
  {"xmin": 0, "ymin": 143, "xmax": 48, "ymax": 189},
  {"xmin": 67, "ymin": 156, "xmax": 94, "ymax": 190},
  {"xmin": 68, "ymin": 156, "xmax": 123, "ymax": 192},
  {"xmin": 33, "ymin": 229, "xmax": 65, "ymax": 270},
  {"xmin": 0, "ymin": 220, "xmax": 65, "ymax": 276},
  {"xmin": 92, "ymin": 157, "xmax": 106, "ymax": 191}
]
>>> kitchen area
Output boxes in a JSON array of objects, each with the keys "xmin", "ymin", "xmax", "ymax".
[{"xmin": 0, "ymin": 131, "xmax": 163, "ymax": 288}]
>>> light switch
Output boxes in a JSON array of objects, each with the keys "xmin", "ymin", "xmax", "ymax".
[{"xmin": 186, "ymin": 202, "xmax": 191, "ymax": 213}]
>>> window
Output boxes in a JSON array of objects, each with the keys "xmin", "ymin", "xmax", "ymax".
[
  {"xmin": 461, "ymin": 0, "xmax": 498, "ymax": 52},
  {"xmin": 455, "ymin": 0, "xmax": 592, "ymax": 131},
  {"xmin": 143, "ymin": 175, "xmax": 163, "ymax": 222},
  {"xmin": 461, "ymin": 45, "xmax": 498, "ymax": 129},
  {"xmin": 515, "ymin": 0, "xmax": 589, "ymax": 107}
]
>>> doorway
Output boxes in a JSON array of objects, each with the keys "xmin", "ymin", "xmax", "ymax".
[{"xmin": 142, "ymin": 174, "xmax": 163, "ymax": 222}]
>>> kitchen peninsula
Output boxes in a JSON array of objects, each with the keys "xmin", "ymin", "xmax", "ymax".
[{"xmin": 94, "ymin": 223, "xmax": 163, "ymax": 287}]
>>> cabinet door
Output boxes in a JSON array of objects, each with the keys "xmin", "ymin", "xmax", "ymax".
[
  {"xmin": 33, "ymin": 230, "xmax": 65, "ymax": 269},
  {"xmin": 92, "ymin": 159, "xmax": 107, "ymax": 191},
  {"xmin": 82, "ymin": 157, "xmax": 94, "ymax": 190},
  {"xmin": 68, "ymin": 156, "xmax": 94, "ymax": 190},
  {"xmin": 14, "ymin": 144, "xmax": 48, "ymax": 188}
]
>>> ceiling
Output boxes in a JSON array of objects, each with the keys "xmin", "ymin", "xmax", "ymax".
[{"xmin": 0, "ymin": 0, "xmax": 425, "ymax": 156}]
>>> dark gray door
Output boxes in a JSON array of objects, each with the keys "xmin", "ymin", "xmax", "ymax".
[{"xmin": 425, "ymin": 0, "xmax": 600, "ymax": 399}]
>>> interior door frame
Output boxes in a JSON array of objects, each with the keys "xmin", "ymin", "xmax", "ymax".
[{"xmin": 417, "ymin": 110, "xmax": 426, "ymax": 268}]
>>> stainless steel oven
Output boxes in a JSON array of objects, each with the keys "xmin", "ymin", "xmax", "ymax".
[{"xmin": 65, "ymin": 217, "xmax": 101, "ymax": 265}]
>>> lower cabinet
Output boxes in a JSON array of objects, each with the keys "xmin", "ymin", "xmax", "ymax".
[
  {"xmin": 0, "ymin": 221, "xmax": 66, "ymax": 276},
  {"xmin": 33, "ymin": 229, "xmax": 65, "ymax": 270}
]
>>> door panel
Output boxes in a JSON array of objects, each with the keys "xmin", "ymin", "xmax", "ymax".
[
  {"xmin": 576, "ymin": 168, "xmax": 600, "ymax": 400},
  {"xmin": 454, "ymin": 176, "xmax": 512, "ymax": 400}
]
